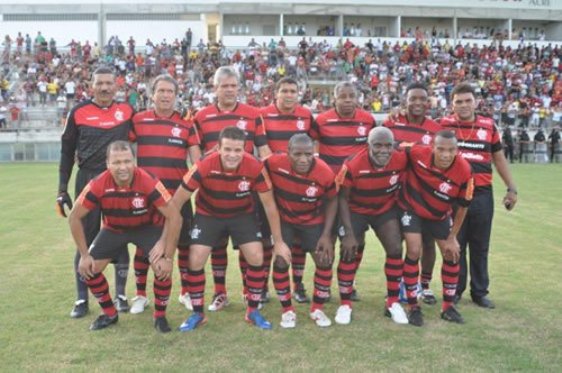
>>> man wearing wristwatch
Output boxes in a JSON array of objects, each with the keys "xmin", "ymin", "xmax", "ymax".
[
  {"xmin": 440, "ymin": 82, "xmax": 518, "ymax": 309},
  {"xmin": 68, "ymin": 141, "xmax": 181, "ymax": 332}
]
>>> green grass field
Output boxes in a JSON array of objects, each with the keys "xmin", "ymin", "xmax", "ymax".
[{"xmin": 1, "ymin": 163, "xmax": 561, "ymax": 372}]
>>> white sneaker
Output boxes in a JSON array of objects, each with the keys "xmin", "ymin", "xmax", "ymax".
[
  {"xmin": 130, "ymin": 296, "xmax": 149, "ymax": 314},
  {"xmin": 385, "ymin": 302, "xmax": 409, "ymax": 324},
  {"xmin": 208, "ymin": 293, "xmax": 229, "ymax": 312},
  {"xmin": 178, "ymin": 293, "xmax": 193, "ymax": 311},
  {"xmin": 280, "ymin": 310, "xmax": 297, "ymax": 329},
  {"xmin": 335, "ymin": 304, "xmax": 352, "ymax": 325},
  {"xmin": 309, "ymin": 309, "xmax": 332, "ymax": 327}
]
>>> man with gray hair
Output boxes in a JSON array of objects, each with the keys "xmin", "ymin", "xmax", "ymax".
[
  {"xmin": 192, "ymin": 66, "xmax": 272, "ymax": 312},
  {"xmin": 336, "ymin": 127, "xmax": 408, "ymax": 325}
]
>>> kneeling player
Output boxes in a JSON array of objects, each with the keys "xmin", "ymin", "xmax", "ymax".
[
  {"xmin": 173, "ymin": 126, "xmax": 291, "ymax": 331},
  {"xmin": 399, "ymin": 131, "xmax": 473, "ymax": 326},
  {"xmin": 265, "ymin": 134, "xmax": 338, "ymax": 328},
  {"xmin": 337, "ymin": 127, "xmax": 409, "ymax": 325},
  {"xmin": 68, "ymin": 141, "xmax": 182, "ymax": 332}
]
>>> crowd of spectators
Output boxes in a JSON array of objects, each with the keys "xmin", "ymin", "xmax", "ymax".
[{"xmin": 1, "ymin": 29, "xmax": 561, "ymax": 133}]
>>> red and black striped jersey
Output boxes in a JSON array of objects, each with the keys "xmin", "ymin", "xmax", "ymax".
[
  {"xmin": 310, "ymin": 108, "xmax": 376, "ymax": 173},
  {"xmin": 181, "ymin": 151, "xmax": 271, "ymax": 218},
  {"xmin": 338, "ymin": 147, "xmax": 407, "ymax": 216},
  {"xmin": 383, "ymin": 115, "xmax": 442, "ymax": 148},
  {"xmin": 264, "ymin": 153, "xmax": 337, "ymax": 225},
  {"xmin": 440, "ymin": 115, "xmax": 502, "ymax": 189},
  {"xmin": 77, "ymin": 167, "xmax": 171, "ymax": 232},
  {"xmin": 59, "ymin": 100, "xmax": 134, "ymax": 189},
  {"xmin": 193, "ymin": 103, "xmax": 267, "ymax": 153},
  {"xmin": 399, "ymin": 145, "xmax": 474, "ymax": 221},
  {"xmin": 260, "ymin": 103, "xmax": 315, "ymax": 153},
  {"xmin": 130, "ymin": 110, "xmax": 200, "ymax": 193}
]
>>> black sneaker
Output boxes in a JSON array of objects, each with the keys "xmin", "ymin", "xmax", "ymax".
[
  {"xmin": 441, "ymin": 306, "xmax": 465, "ymax": 324},
  {"xmin": 70, "ymin": 300, "xmax": 89, "ymax": 319},
  {"xmin": 472, "ymin": 296, "xmax": 495, "ymax": 309},
  {"xmin": 408, "ymin": 307, "xmax": 424, "ymax": 327},
  {"xmin": 114, "ymin": 295, "xmax": 129, "ymax": 313},
  {"xmin": 420, "ymin": 289, "xmax": 437, "ymax": 305},
  {"xmin": 350, "ymin": 288, "xmax": 361, "ymax": 302},
  {"xmin": 89, "ymin": 314, "xmax": 118, "ymax": 331},
  {"xmin": 292, "ymin": 283, "xmax": 310, "ymax": 304},
  {"xmin": 154, "ymin": 316, "xmax": 172, "ymax": 333}
]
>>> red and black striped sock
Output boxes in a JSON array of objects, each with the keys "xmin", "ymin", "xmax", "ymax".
[
  {"xmin": 441, "ymin": 260, "xmax": 459, "ymax": 312},
  {"xmin": 272, "ymin": 265, "xmax": 293, "ymax": 312},
  {"xmin": 134, "ymin": 247, "xmax": 149, "ymax": 297},
  {"xmin": 245, "ymin": 265, "xmax": 264, "ymax": 313},
  {"xmin": 211, "ymin": 244, "xmax": 228, "ymax": 295},
  {"xmin": 262, "ymin": 245, "xmax": 273, "ymax": 293},
  {"xmin": 153, "ymin": 278, "xmax": 172, "ymax": 318},
  {"xmin": 311, "ymin": 267, "xmax": 332, "ymax": 311},
  {"xmin": 385, "ymin": 254, "xmax": 403, "ymax": 307},
  {"xmin": 239, "ymin": 251, "xmax": 249, "ymax": 296},
  {"xmin": 86, "ymin": 273, "xmax": 117, "ymax": 317},
  {"xmin": 337, "ymin": 258, "xmax": 356, "ymax": 307},
  {"xmin": 187, "ymin": 268, "xmax": 206, "ymax": 314},
  {"xmin": 177, "ymin": 245, "xmax": 189, "ymax": 296},
  {"xmin": 403, "ymin": 256, "xmax": 420, "ymax": 308},
  {"xmin": 291, "ymin": 243, "xmax": 306, "ymax": 289},
  {"xmin": 420, "ymin": 271, "xmax": 432, "ymax": 291}
]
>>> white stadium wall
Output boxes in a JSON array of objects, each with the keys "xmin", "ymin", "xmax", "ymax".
[
  {"xmin": 105, "ymin": 20, "xmax": 204, "ymax": 46},
  {"xmin": 0, "ymin": 21, "xmax": 98, "ymax": 46}
]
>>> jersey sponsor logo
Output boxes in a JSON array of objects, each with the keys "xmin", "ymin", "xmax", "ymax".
[
  {"xmin": 104, "ymin": 188, "xmax": 115, "ymax": 193},
  {"xmin": 238, "ymin": 180, "xmax": 251, "ymax": 192},
  {"xmin": 236, "ymin": 119, "xmax": 248, "ymax": 130},
  {"xmin": 401, "ymin": 212, "xmax": 412, "ymax": 227},
  {"xmin": 114, "ymin": 108, "xmax": 124, "ymax": 121},
  {"xmin": 476, "ymin": 128, "xmax": 488, "ymax": 141},
  {"xmin": 458, "ymin": 141, "xmax": 485, "ymax": 149},
  {"xmin": 305, "ymin": 185, "xmax": 318, "ymax": 197},
  {"xmin": 422, "ymin": 134, "xmax": 432, "ymax": 145},
  {"xmin": 389, "ymin": 174, "xmax": 399, "ymax": 185},
  {"xmin": 86, "ymin": 116, "xmax": 99, "ymax": 120},
  {"xmin": 357, "ymin": 126, "xmax": 367, "ymax": 136},
  {"xmin": 171, "ymin": 127, "xmax": 182, "ymax": 138},
  {"xmin": 460, "ymin": 152, "xmax": 485, "ymax": 161},
  {"xmin": 439, "ymin": 182, "xmax": 452, "ymax": 194},
  {"xmin": 296, "ymin": 119, "xmax": 305, "ymax": 130}
]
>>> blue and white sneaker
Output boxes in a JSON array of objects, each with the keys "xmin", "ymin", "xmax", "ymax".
[
  {"xmin": 245, "ymin": 310, "xmax": 272, "ymax": 330},
  {"xmin": 178, "ymin": 312, "xmax": 207, "ymax": 332}
]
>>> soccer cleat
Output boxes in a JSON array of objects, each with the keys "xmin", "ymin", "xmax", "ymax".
[
  {"xmin": 89, "ymin": 314, "xmax": 118, "ymax": 331},
  {"xmin": 154, "ymin": 316, "xmax": 172, "ymax": 333},
  {"xmin": 334, "ymin": 304, "xmax": 352, "ymax": 325},
  {"xmin": 441, "ymin": 306, "xmax": 465, "ymax": 324},
  {"xmin": 178, "ymin": 313, "xmax": 208, "ymax": 332},
  {"xmin": 130, "ymin": 296, "xmax": 149, "ymax": 314},
  {"xmin": 419, "ymin": 289, "xmax": 437, "ymax": 305},
  {"xmin": 384, "ymin": 302, "xmax": 409, "ymax": 325},
  {"xmin": 292, "ymin": 283, "xmax": 311, "ymax": 303},
  {"xmin": 309, "ymin": 309, "xmax": 332, "ymax": 327},
  {"xmin": 208, "ymin": 293, "xmax": 229, "ymax": 312},
  {"xmin": 70, "ymin": 299, "xmax": 89, "ymax": 318},
  {"xmin": 245, "ymin": 310, "xmax": 272, "ymax": 330},
  {"xmin": 178, "ymin": 293, "xmax": 193, "ymax": 311},
  {"xmin": 408, "ymin": 307, "xmax": 424, "ymax": 327},
  {"xmin": 350, "ymin": 288, "xmax": 361, "ymax": 302},
  {"xmin": 280, "ymin": 310, "xmax": 297, "ymax": 329},
  {"xmin": 114, "ymin": 295, "xmax": 129, "ymax": 313}
]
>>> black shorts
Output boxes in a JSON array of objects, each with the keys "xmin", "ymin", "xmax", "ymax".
[
  {"xmin": 281, "ymin": 221, "xmax": 324, "ymax": 252},
  {"xmin": 398, "ymin": 209, "xmax": 451, "ymax": 240},
  {"xmin": 178, "ymin": 203, "xmax": 193, "ymax": 247},
  {"xmin": 340, "ymin": 208, "xmax": 399, "ymax": 243},
  {"xmin": 66, "ymin": 93, "xmax": 75, "ymax": 100},
  {"xmin": 190, "ymin": 213, "xmax": 261, "ymax": 248},
  {"xmin": 89, "ymin": 226, "xmax": 162, "ymax": 260},
  {"xmin": 255, "ymin": 196, "xmax": 272, "ymax": 241}
]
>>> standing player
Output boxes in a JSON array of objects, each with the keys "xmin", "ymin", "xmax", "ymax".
[
  {"xmin": 399, "ymin": 131, "xmax": 474, "ymax": 326},
  {"xmin": 440, "ymin": 83, "xmax": 517, "ymax": 309},
  {"xmin": 265, "ymin": 134, "xmax": 338, "ymax": 328},
  {"xmin": 311, "ymin": 81, "xmax": 376, "ymax": 306},
  {"xmin": 261, "ymin": 77, "xmax": 315, "ymax": 304},
  {"xmin": 172, "ymin": 127, "xmax": 291, "ymax": 331},
  {"xmin": 129, "ymin": 74, "xmax": 201, "ymax": 314},
  {"xmin": 384, "ymin": 82, "xmax": 442, "ymax": 305},
  {"xmin": 336, "ymin": 127, "xmax": 409, "ymax": 325},
  {"xmin": 193, "ymin": 66, "xmax": 271, "ymax": 312},
  {"xmin": 57, "ymin": 66, "xmax": 134, "ymax": 318},
  {"xmin": 68, "ymin": 141, "xmax": 182, "ymax": 332}
]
